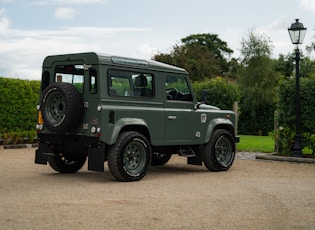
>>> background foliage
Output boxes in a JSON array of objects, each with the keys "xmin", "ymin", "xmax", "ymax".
[
  {"xmin": 277, "ymin": 77, "xmax": 315, "ymax": 153},
  {"xmin": 192, "ymin": 77, "xmax": 240, "ymax": 110},
  {"xmin": 237, "ymin": 30, "xmax": 281, "ymax": 135},
  {"xmin": 153, "ymin": 33, "xmax": 235, "ymax": 81},
  {"xmin": 0, "ymin": 77, "xmax": 40, "ymax": 143},
  {"xmin": 2, "ymin": 30, "xmax": 315, "ymax": 155}
]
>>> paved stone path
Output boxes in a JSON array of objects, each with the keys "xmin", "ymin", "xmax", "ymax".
[
  {"xmin": 236, "ymin": 151, "xmax": 315, "ymax": 164},
  {"xmin": 235, "ymin": 151, "xmax": 257, "ymax": 160}
]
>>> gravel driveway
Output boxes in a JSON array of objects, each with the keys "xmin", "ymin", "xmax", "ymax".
[{"xmin": 1, "ymin": 147, "xmax": 315, "ymax": 230}]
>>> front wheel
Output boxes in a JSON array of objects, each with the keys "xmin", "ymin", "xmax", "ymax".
[
  {"xmin": 203, "ymin": 129, "xmax": 235, "ymax": 172},
  {"xmin": 108, "ymin": 131, "xmax": 151, "ymax": 182}
]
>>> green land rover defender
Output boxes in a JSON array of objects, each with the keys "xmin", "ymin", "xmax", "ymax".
[{"xmin": 35, "ymin": 52, "xmax": 239, "ymax": 182}]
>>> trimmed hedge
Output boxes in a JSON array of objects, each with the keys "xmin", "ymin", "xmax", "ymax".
[
  {"xmin": 0, "ymin": 77, "xmax": 40, "ymax": 140},
  {"xmin": 278, "ymin": 77, "xmax": 315, "ymax": 154}
]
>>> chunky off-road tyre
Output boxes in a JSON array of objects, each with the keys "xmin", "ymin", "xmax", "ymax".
[
  {"xmin": 40, "ymin": 82, "xmax": 84, "ymax": 133},
  {"xmin": 151, "ymin": 152, "xmax": 172, "ymax": 166},
  {"xmin": 48, "ymin": 151, "xmax": 87, "ymax": 173},
  {"xmin": 203, "ymin": 129, "xmax": 235, "ymax": 172},
  {"xmin": 108, "ymin": 131, "xmax": 151, "ymax": 182}
]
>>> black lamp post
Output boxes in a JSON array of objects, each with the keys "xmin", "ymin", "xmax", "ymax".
[{"xmin": 288, "ymin": 19, "xmax": 307, "ymax": 156}]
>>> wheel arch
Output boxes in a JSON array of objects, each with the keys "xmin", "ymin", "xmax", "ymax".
[
  {"xmin": 204, "ymin": 119, "xmax": 235, "ymax": 143},
  {"xmin": 108, "ymin": 118, "xmax": 151, "ymax": 145}
]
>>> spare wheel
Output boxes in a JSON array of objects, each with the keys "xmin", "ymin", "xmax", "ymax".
[{"xmin": 40, "ymin": 82, "xmax": 84, "ymax": 133}]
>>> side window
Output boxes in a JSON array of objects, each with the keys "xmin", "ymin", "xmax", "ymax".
[
  {"xmin": 133, "ymin": 74, "xmax": 153, "ymax": 97},
  {"xmin": 109, "ymin": 76, "xmax": 131, "ymax": 96},
  {"xmin": 108, "ymin": 69, "xmax": 154, "ymax": 98},
  {"xmin": 89, "ymin": 68, "xmax": 97, "ymax": 94},
  {"xmin": 54, "ymin": 65, "xmax": 84, "ymax": 93},
  {"xmin": 41, "ymin": 70, "xmax": 50, "ymax": 92},
  {"xmin": 165, "ymin": 75, "xmax": 193, "ymax": 101}
]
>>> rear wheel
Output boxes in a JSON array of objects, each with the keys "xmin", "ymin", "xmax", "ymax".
[
  {"xmin": 151, "ymin": 152, "xmax": 172, "ymax": 166},
  {"xmin": 203, "ymin": 129, "xmax": 235, "ymax": 172},
  {"xmin": 48, "ymin": 150, "xmax": 87, "ymax": 173},
  {"xmin": 108, "ymin": 131, "xmax": 151, "ymax": 182}
]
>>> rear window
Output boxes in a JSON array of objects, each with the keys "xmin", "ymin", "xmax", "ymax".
[{"xmin": 54, "ymin": 65, "xmax": 84, "ymax": 93}]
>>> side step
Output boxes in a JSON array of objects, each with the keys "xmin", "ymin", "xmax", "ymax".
[
  {"xmin": 43, "ymin": 152, "xmax": 55, "ymax": 156},
  {"xmin": 178, "ymin": 147, "xmax": 196, "ymax": 157},
  {"xmin": 179, "ymin": 146, "xmax": 203, "ymax": 166}
]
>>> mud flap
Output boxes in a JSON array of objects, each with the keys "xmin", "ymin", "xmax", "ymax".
[
  {"xmin": 187, "ymin": 155, "xmax": 203, "ymax": 166},
  {"xmin": 187, "ymin": 146, "xmax": 203, "ymax": 166},
  {"xmin": 35, "ymin": 142, "xmax": 49, "ymax": 164},
  {"xmin": 88, "ymin": 142, "xmax": 105, "ymax": 172}
]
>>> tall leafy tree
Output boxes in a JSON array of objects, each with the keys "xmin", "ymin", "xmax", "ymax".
[
  {"xmin": 274, "ymin": 53, "xmax": 294, "ymax": 78},
  {"xmin": 274, "ymin": 53, "xmax": 315, "ymax": 79},
  {"xmin": 300, "ymin": 56, "xmax": 315, "ymax": 78},
  {"xmin": 306, "ymin": 33, "xmax": 315, "ymax": 55},
  {"xmin": 153, "ymin": 33, "xmax": 234, "ymax": 81},
  {"xmin": 181, "ymin": 34, "xmax": 233, "ymax": 75},
  {"xmin": 237, "ymin": 29, "xmax": 280, "ymax": 135}
]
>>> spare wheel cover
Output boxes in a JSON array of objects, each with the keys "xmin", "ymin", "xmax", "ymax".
[{"xmin": 41, "ymin": 82, "xmax": 83, "ymax": 133}]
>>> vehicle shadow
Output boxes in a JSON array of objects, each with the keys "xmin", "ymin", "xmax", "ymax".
[{"xmin": 39, "ymin": 162, "xmax": 210, "ymax": 184}]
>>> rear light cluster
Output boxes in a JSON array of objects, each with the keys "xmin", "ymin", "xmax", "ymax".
[
  {"xmin": 91, "ymin": 126, "xmax": 102, "ymax": 137},
  {"xmin": 92, "ymin": 105, "xmax": 102, "ymax": 136},
  {"xmin": 36, "ymin": 105, "xmax": 44, "ymax": 131},
  {"xmin": 36, "ymin": 124, "xmax": 44, "ymax": 131}
]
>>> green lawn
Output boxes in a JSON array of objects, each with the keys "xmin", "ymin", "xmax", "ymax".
[
  {"xmin": 237, "ymin": 135, "xmax": 313, "ymax": 154},
  {"xmin": 237, "ymin": 135, "xmax": 275, "ymax": 153}
]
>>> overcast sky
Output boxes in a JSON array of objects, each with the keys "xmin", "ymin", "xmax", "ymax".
[{"xmin": 1, "ymin": 0, "xmax": 315, "ymax": 80}]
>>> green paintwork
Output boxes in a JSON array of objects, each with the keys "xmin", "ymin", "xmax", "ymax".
[
  {"xmin": 38, "ymin": 52, "xmax": 237, "ymax": 147},
  {"xmin": 43, "ymin": 52, "xmax": 187, "ymax": 74}
]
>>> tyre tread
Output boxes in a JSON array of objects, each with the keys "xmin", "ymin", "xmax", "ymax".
[
  {"xmin": 203, "ymin": 129, "xmax": 235, "ymax": 172},
  {"xmin": 108, "ymin": 131, "xmax": 151, "ymax": 182}
]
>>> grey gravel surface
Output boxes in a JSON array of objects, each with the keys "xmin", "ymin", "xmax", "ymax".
[{"xmin": 1, "ymin": 148, "xmax": 315, "ymax": 230}]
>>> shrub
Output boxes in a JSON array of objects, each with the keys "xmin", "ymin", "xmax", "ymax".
[
  {"xmin": 0, "ymin": 77, "xmax": 40, "ymax": 135},
  {"xmin": 192, "ymin": 77, "xmax": 240, "ymax": 110},
  {"xmin": 277, "ymin": 77, "xmax": 315, "ymax": 154},
  {"xmin": 2, "ymin": 130, "xmax": 37, "ymax": 145}
]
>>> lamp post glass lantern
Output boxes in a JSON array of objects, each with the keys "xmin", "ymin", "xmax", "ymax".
[
  {"xmin": 288, "ymin": 19, "xmax": 307, "ymax": 156},
  {"xmin": 288, "ymin": 19, "xmax": 307, "ymax": 45}
]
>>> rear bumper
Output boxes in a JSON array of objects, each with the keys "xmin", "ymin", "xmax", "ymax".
[
  {"xmin": 37, "ymin": 133, "xmax": 100, "ymax": 147},
  {"xmin": 35, "ymin": 132, "xmax": 100, "ymax": 163},
  {"xmin": 35, "ymin": 133, "xmax": 106, "ymax": 172}
]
